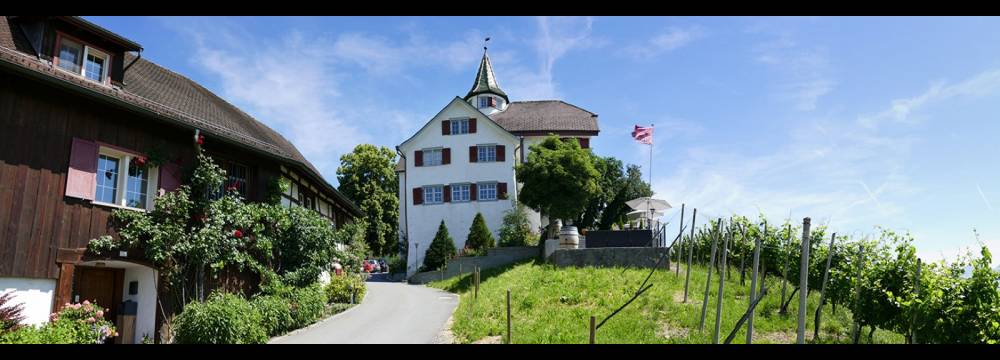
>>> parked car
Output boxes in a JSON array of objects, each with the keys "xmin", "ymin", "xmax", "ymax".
[
  {"xmin": 363, "ymin": 261, "xmax": 373, "ymax": 273},
  {"xmin": 366, "ymin": 259, "xmax": 381, "ymax": 273},
  {"xmin": 378, "ymin": 259, "xmax": 388, "ymax": 273}
]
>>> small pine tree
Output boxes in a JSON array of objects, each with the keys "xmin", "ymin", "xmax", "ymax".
[
  {"xmin": 466, "ymin": 213, "xmax": 495, "ymax": 252},
  {"xmin": 423, "ymin": 220, "xmax": 457, "ymax": 271}
]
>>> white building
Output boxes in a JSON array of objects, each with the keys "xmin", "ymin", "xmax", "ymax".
[{"xmin": 397, "ymin": 48, "xmax": 600, "ymax": 276}]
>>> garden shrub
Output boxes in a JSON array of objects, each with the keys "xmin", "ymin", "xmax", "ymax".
[
  {"xmin": 498, "ymin": 203, "xmax": 537, "ymax": 247},
  {"xmin": 285, "ymin": 285, "xmax": 327, "ymax": 329},
  {"xmin": 466, "ymin": 213, "xmax": 495, "ymax": 251},
  {"xmin": 424, "ymin": 220, "xmax": 457, "ymax": 271},
  {"xmin": 173, "ymin": 292, "xmax": 267, "ymax": 344},
  {"xmin": 385, "ymin": 254, "xmax": 406, "ymax": 275},
  {"xmin": 251, "ymin": 295, "xmax": 293, "ymax": 337},
  {"xmin": 0, "ymin": 291, "xmax": 26, "ymax": 334},
  {"xmin": 0, "ymin": 300, "xmax": 116, "ymax": 344},
  {"xmin": 324, "ymin": 274, "xmax": 367, "ymax": 304}
]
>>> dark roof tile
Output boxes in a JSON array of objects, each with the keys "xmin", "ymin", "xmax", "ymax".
[{"xmin": 490, "ymin": 100, "xmax": 599, "ymax": 134}]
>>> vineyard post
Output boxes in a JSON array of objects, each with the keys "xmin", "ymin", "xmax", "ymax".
[
  {"xmin": 796, "ymin": 217, "xmax": 811, "ymax": 344},
  {"xmin": 684, "ymin": 209, "xmax": 697, "ymax": 302},
  {"xmin": 746, "ymin": 222, "xmax": 763, "ymax": 344},
  {"xmin": 779, "ymin": 223, "xmax": 790, "ymax": 314},
  {"xmin": 712, "ymin": 224, "xmax": 731, "ymax": 344},
  {"xmin": 589, "ymin": 316, "xmax": 596, "ymax": 344},
  {"xmin": 911, "ymin": 258, "xmax": 921, "ymax": 344},
  {"xmin": 814, "ymin": 232, "xmax": 836, "ymax": 341},
  {"xmin": 699, "ymin": 219, "xmax": 721, "ymax": 331},
  {"xmin": 740, "ymin": 248, "xmax": 747, "ymax": 286},
  {"xmin": 676, "ymin": 204, "xmax": 685, "ymax": 276},
  {"xmin": 852, "ymin": 244, "xmax": 864, "ymax": 344},
  {"xmin": 474, "ymin": 267, "xmax": 480, "ymax": 301},
  {"xmin": 506, "ymin": 288, "xmax": 511, "ymax": 344}
]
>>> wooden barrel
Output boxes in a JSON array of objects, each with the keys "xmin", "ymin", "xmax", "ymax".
[{"xmin": 559, "ymin": 226, "xmax": 579, "ymax": 248}]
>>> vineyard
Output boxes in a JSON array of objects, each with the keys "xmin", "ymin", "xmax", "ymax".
[{"xmin": 673, "ymin": 213, "xmax": 1000, "ymax": 344}]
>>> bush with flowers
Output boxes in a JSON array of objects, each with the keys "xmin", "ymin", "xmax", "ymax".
[{"xmin": 0, "ymin": 300, "xmax": 117, "ymax": 344}]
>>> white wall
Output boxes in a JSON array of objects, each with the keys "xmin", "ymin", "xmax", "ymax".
[
  {"xmin": 399, "ymin": 99, "xmax": 519, "ymax": 276},
  {"xmin": 0, "ymin": 277, "xmax": 55, "ymax": 326}
]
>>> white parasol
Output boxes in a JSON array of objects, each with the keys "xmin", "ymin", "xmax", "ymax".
[{"xmin": 626, "ymin": 197, "xmax": 672, "ymax": 212}]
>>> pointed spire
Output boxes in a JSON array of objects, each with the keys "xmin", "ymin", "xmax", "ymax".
[{"xmin": 464, "ymin": 47, "xmax": 508, "ymax": 103}]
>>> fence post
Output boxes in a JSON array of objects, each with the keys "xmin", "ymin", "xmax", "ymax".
[
  {"xmin": 746, "ymin": 223, "xmax": 762, "ymax": 344},
  {"xmin": 699, "ymin": 219, "xmax": 720, "ymax": 331},
  {"xmin": 684, "ymin": 209, "xmax": 697, "ymax": 302},
  {"xmin": 779, "ymin": 223, "xmax": 790, "ymax": 315},
  {"xmin": 506, "ymin": 288, "xmax": 512, "ymax": 344},
  {"xmin": 676, "ymin": 204, "xmax": 685, "ymax": 276},
  {"xmin": 851, "ymin": 244, "xmax": 864, "ymax": 344},
  {"xmin": 911, "ymin": 258, "xmax": 921, "ymax": 344},
  {"xmin": 589, "ymin": 316, "xmax": 596, "ymax": 344},
  {"xmin": 712, "ymin": 224, "xmax": 730, "ymax": 344},
  {"xmin": 796, "ymin": 217, "xmax": 811, "ymax": 344},
  {"xmin": 815, "ymin": 232, "xmax": 836, "ymax": 341},
  {"xmin": 475, "ymin": 267, "xmax": 480, "ymax": 301}
]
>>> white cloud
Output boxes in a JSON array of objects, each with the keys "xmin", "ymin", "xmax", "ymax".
[
  {"xmin": 752, "ymin": 32, "xmax": 836, "ymax": 111},
  {"xmin": 624, "ymin": 26, "xmax": 705, "ymax": 59},
  {"xmin": 497, "ymin": 16, "xmax": 604, "ymax": 101},
  {"xmin": 859, "ymin": 69, "xmax": 1000, "ymax": 127}
]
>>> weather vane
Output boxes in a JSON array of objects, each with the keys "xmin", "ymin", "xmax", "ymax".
[{"xmin": 484, "ymin": 37, "xmax": 490, "ymax": 50}]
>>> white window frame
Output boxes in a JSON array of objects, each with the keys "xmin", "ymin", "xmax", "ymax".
[
  {"xmin": 478, "ymin": 96, "xmax": 489, "ymax": 108},
  {"xmin": 478, "ymin": 182, "xmax": 497, "ymax": 201},
  {"xmin": 477, "ymin": 145, "xmax": 496, "ymax": 163},
  {"xmin": 54, "ymin": 33, "xmax": 111, "ymax": 85},
  {"xmin": 451, "ymin": 184, "xmax": 470, "ymax": 202},
  {"xmin": 92, "ymin": 146, "xmax": 159, "ymax": 212},
  {"xmin": 449, "ymin": 118, "xmax": 470, "ymax": 135},
  {"xmin": 422, "ymin": 148, "xmax": 443, "ymax": 166},
  {"xmin": 423, "ymin": 185, "xmax": 444, "ymax": 204}
]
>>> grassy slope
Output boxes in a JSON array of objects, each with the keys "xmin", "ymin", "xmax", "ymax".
[{"xmin": 428, "ymin": 260, "xmax": 904, "ymax": 344}]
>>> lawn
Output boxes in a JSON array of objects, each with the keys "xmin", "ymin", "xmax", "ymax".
[{"xmin": 427, "ymin": 259, "xmax": 904, "ymax": 344}]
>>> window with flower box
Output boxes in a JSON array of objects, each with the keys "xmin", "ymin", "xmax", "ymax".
[{"xmin": 92, "ymin": 146, "xmax": 158, "ymax": 211}]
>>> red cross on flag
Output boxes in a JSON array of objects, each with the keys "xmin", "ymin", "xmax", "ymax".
[{"xmin": 632, "ymin": 125, "xmax": 653, "ymax": 145}]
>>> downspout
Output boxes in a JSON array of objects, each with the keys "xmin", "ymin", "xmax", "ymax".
[
  {"xmin": 122, "ymin": 48, "xmax": 142, "ymax": 86},
  {"xmin": 396, "ymin": 146, "xmax": 409, "ymax": 268}
]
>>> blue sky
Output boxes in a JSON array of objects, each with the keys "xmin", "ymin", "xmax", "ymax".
[{"xmin": 85, "ymin": 16, "xmax": 1000, "ymax": 265}]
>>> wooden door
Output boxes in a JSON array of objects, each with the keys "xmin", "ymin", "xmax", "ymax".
[{"xmin": 75, "ymin": 267, "xmax": 123, "ymax": 323}]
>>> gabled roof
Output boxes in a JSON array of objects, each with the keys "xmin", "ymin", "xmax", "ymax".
[
  {"xmin": 490, "ymin": 100, "xmax": 600, "ymax": 134},
  {"xmin": 0, "ymin": 16, "xmax": 361, "ymax": 217},
  {"xmin": 398, "ymin": 96, "xmax": 517, "ymax": 150},
  {"xmin": 463, "ymin": 48, "xmax": 508, "ymax": 103}
]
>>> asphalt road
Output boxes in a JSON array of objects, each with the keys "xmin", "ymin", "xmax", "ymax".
[{"xmin": 269, "ymin": 274, "xmax": 459, "ymax": 344}]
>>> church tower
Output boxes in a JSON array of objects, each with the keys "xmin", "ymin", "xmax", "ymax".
[{"xmin": 464, "ymin": 47, "xmax": 509, "ymax": 116}]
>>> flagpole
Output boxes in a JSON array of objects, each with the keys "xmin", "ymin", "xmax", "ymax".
[{"xmin": 649, "ymin": 124, "xmax": 653, "ymax": 229}]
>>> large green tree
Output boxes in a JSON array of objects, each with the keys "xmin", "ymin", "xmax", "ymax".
[
  {"xmin": 515, "ymin": 135, "xmax": 601, "ymax": 224},
  {"xmin": 336, "ymin": 144, "xmax": 399, "ymax": 256},
  {"xmin": 577, "ymin": 156, "xmax": 625, "ymax": 229},
  {"xmin": 597, "ymin": 164, "xmax": 653, "ymax": 229}
]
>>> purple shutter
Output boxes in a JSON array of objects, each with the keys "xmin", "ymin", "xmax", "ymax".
[
  {"xmin": 159, "ymin": 162, "xmax": 182, "ymax": 193},
  {"xmin": 65, "ymin": 137, "xmax": 98, "ymax": 200}
]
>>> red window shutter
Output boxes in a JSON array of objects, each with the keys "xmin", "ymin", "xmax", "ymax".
[
  {"xmin": 496, "ymin": 145, "xmax": 505, "ymax": 162},
  {"xmin": 414, "ymin": 150, "xmax": 423, "ymax": 167},
  {"xmin": 65, "ymin": 137, "xmax": 98, "ymax": 200},
  {"xmin": 579, "ymin": 137, "xmax": 590, "ymax": 149},
  {"xmin": 159, "ymin": 162, "xmax": 182, "ymax": 193},
  {"xmin": 469, "ymin": 118, "xmax": 477, "ymax": 133},
  {"xmin": 498, "ymin": 182, "xmax": 508, "ymax": 199},
  {"xmin": 489, "ymin": 97, "xmax": 497, "ymax": 107},
  {"xmin": 442, "ymin": 120, "xmax": 451, "ymax": 135},
  {"xmin": 443, "ymin": 185, "xmax": 451, "ymax": 203},
  {"xmin": 442, "ymin": 148, "xmax": 451, "ymax": 165},
  {"xmin": 413, "ymin": 188, "xmax": 423, "ymax": 205},
  {"xmin": 470, "ymin": 183, "xmax": 478, "ymax": 201},
  {"xmin": 469, "ymin": 146, "xmax": 477, "ymax": 163}
]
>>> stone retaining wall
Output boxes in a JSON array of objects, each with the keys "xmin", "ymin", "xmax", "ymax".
[
  {"xmin": 549, "ymin": 247, "xmax": 669, "ymax": 269},
  {"xmin": 408, "ymin": 246, "xmax": 538, "ymax": 284}
]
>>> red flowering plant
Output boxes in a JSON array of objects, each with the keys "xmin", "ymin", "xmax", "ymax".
[{"xmin": 130, "ymin": 155, "xmax": 148, "ymax": 169}]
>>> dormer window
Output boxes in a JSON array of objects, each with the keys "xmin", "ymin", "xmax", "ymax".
[
  {"xmin": 54, "ymin": 33, "xmax": 110, "ymax": 84},
  {"xmin": 478, "ymin": 96, "xmax": 498, "ymax": 109}
]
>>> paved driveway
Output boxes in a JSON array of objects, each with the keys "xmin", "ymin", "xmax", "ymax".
[{"xmin": 269, "ymin": 274, "xmax": 459, "ymax": 344}]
